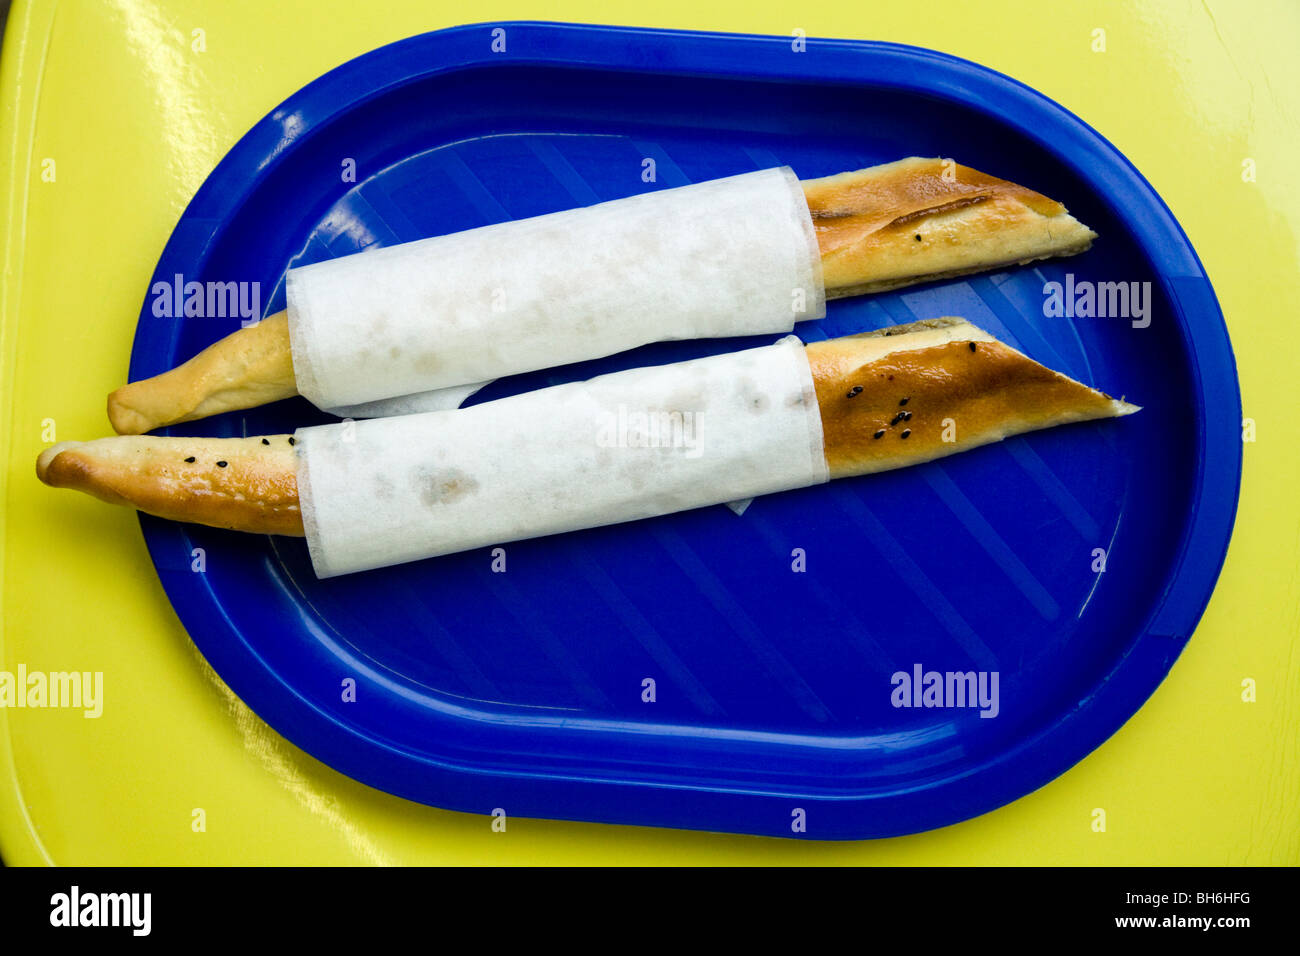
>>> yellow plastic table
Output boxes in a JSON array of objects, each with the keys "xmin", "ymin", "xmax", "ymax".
[{"xmin": 1, "ymin": 0, "xmax": 1296, "ymax": 865}]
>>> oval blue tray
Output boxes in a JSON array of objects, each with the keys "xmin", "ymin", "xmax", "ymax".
[{"xmin": 129, "ymin": 22, "xmax": 1240, "ymax": 840}]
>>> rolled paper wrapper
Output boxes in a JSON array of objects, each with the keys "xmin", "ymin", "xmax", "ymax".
[
  {"xmin": 321, "ymin": 380, "xmax": 489, "ymax": 419},
  {"xmin": 296, "ymin": 336, "xmax": 829, "ymax": 578},
  {"xmin": 286, "ymin": 167, "xmax": 826, "ymax": 412}
]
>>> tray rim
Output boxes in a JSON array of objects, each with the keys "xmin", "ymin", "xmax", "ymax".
[{"xmin": 128, "ymin": 20, "xmax": 1242, "ymax": 840}]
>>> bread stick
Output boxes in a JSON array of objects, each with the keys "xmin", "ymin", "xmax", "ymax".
[
  {"xmin": 107, "ymin": 158, "xmax": 1096, "ymax": 435},
  {"xmin": 107, "ymin": 311, "xmax": 296, "ymax": 436},
  {"xmin": 805, "ymin": 157, "xmax": 1096, "ymax": 299},
  {"xmin": 806, "ymin": 317, "xmax": 1130, "ymax": 478},
  {"xmin": 45, "ymin": 319, "xmax": 1134, "ymax": 540},
  {"xmin": 36, "ymin": 433, "xmax": 304, "ymax": 536}
]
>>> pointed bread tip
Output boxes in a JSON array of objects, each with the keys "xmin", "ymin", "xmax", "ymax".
[{"xmin": 36, "ymin": 442, "xmax": 83, "ymax": 484}]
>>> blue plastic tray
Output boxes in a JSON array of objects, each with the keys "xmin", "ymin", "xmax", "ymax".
[{"xmin": 129, "ymin": 22, "xmax": 1240, "ymax": 840}]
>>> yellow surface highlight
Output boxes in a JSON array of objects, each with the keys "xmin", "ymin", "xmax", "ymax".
[{"xmin": 1, "ymin": 0, "xmax": 1296, "ymax": 864}]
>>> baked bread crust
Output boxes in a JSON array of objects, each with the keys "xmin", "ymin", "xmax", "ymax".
[
  {"xmin": 36, "ymin": 434, "xmax": 303, "ymax": 536},
  {"xmin": 105, "ymin": 158, "xmax": 1096, "ymax": 435},
  {"xmin": 805, "ymin": 318, "xmax": 1136, "ymax": 479},
  {"xmin": 106, "ymin": 311, "xmax": 296, "ymax": 435},
  {"xmin": 806, "ymin": 157, "xmax": 1097, "ymax": 299},
  {"xmin": 42, "ymin": 320, "xmax": 1135, "ymax": 537}
]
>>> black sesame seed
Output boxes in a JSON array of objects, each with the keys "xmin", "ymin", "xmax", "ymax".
[
  {"xmin": 887, "ymin": 375, "xmax": 894, "ymax": 381},
  {"xmin": 900, "ymin": 429, "xmax": 912, "ymax": 439},
  {"xmin": 847, "ymin": 385, "xmax": 863, "ymax": 398},
  {"xmin": 216, "ymin": 460, "xmax": 228, "ymax": 468},
  {"xmin": 288, "ymin": 437, "xmax": 296, "ymax": 446},
  {"xmin": 873, "ymin": 430, "xmax": 885, "ymax": 439},
  {"xmin": 901, "ymin": 410, "xmax": 913, "ymax": 421},
  {"xmin": 914, "ymin": 234, "xmax": 922, "ymax": 242},
  {"xmin": 899, "ymin": 397, "xmax": 910, "ymax": 406},
  {"xmin": 890, "ymin": 412, "xmax": 906, "ymax": 426},
  {"xmin": 969, "ymin": 342, "xmax": 977, "ymax": 352},
  {"xmin": 261, "ymin": 438, "xmax": 270, "ymax": 445},
  {"xmin": 184, "ymin": 456, "xmax": 195, "ymax": 463}
]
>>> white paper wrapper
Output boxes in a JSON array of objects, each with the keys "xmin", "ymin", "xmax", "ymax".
[
  {"xmin": 321, "ymin": 381, "xmax": 488, "ymax": 419},
  {"xmin": 286, "ymin": 167, "xmax": 824, "ymax": 412},
  {"xmin": 296, "ymin": 336, "xmax": 828, "ymax": 578}
]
